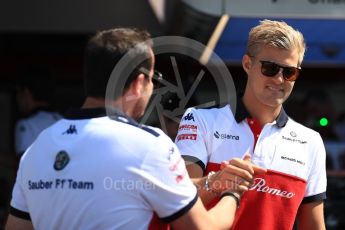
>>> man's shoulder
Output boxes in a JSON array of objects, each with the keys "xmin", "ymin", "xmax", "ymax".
[
  {"xmin": 286, "ymin": 118, "xmax": 322, "ymax": 139},
  {"xmin": 108, "ymin": 115, "xmax": 161, "ymax": 138},
  {"xmin": 100, "ymin": 119, "xmax": 174, "ymax": 159},
  {"xmin": 183, "ymin": 105, "xmax": 231, "ymax": 121},
  {"xmin": 90, "ymin": 117, "xmax": 171, "ymax": 148}
]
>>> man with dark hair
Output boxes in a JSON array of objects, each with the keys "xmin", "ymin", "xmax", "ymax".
[
  {"xmin": 6, "ymin": 28, "xmax": 264, "ymax": 230},
  {"xmin": 15, "ymin": 66, "xmax": 61, "ymax": 157}
]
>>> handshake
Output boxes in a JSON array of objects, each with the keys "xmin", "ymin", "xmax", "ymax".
[{"xmin": 201, "ymin": 154, "xmax": 267, "ymax": 205}]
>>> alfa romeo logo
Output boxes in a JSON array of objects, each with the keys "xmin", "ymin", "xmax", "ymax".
[{"xmin": 54, "ymin": 150, "xmax": 70, "ymax": 171}]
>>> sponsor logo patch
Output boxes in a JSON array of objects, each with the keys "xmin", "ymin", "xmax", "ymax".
[
  {"xmin": 183, "ymin": 113, "xmax": 195, "ymax": 121},
  {"xmin": 178, "ymin": 124, "xmax": 197, "ymax": 132},
  {"xmin": 214, "ymin": 131, "xmax": 239, "ymax": 140},
  {"xmin": 281, "ymin": 155, "xmax": 306, "ymax": 166},
  {"xmin": 62, "ymin": 124, "xmax": 78, "ymax": 135},
  {"xmin": 54, "ymin": 151, "xmax": 70, "ymax": 171},
  {"xmin": 176, "ymin": 134, "xmax": 197, "ymax": 141},
  {"xmin": 282, "ymin": 135, "xmax": 307, "ymax": 144}
]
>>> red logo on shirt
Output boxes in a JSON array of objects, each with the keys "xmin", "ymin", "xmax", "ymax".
[
  {"xmin": 178, "ymin": 124, "xmax": 197, "ymax": 132},
  {"xmin": 169, "ymin": 157, "xmax": 182, "ymax": 171},
  {"xmin": 175, "ymin": 170, "xmax": 187, "ymax": 183},
  {"xmin": 176, "ymin": 134, "xmax": 197, "ymax": 141}
]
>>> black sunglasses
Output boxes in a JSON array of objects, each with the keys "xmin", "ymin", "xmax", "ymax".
[
  {"xmin": 260, "ymin": 60, "xmax": 301, "ymax": 81},
  {"xmin": 139, "ymin": 67, "xmax": 164, "ymax": 88},
  {"xmin": 152, "ymin": 70, "xmax": 163, "ymax": 89}
]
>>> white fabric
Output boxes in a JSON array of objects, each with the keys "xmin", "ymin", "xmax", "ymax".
[
  {"xmin": 175, "ymin": 105, "xmax": 327, "ymax": 198},
  {"xmin": 11, "ymin": 115, "xmax": 196, "ymax": 230},
  {"xmin": 15, "ymin": 111, "xmax": 61, "ymax": 155}
]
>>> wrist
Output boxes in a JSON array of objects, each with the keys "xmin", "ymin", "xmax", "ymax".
[
  {"xmin": 204, "ymin": 171, "xmax": 217, "ymax": 194},
  {"xmin": 220, "ymin": 191, "xmax": 241, "ymax": 208}
]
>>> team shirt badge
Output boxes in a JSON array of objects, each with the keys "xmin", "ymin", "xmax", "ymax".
[{"xmin": 54, "ymin": 150, "xmax": 70, "ymax": 171}]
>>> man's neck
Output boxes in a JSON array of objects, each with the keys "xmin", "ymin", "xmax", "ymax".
[
  {"xmin": 242, "ymin": 92, "xmax": 281, "ymax": 126},
  {"xmin": 82, "ymin": 97, "xmax": 134, "ymax": 118},
  {"xmin": 82, "ymin": 97, "xmax": 105, "ymax": 109}
]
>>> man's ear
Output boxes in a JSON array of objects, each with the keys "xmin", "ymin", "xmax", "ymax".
[
  {"xmin": 128, "ymin": 73, "xmax": 145, "ymax": 96},
  {"xmin": 242, "ymin": 54, "xmax": 252, "ymax": 74}
]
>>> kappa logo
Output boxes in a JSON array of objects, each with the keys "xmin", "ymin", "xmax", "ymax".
[
  {"xmin": 54, "ymin": 150, "xmax": 70, "ymax": 171},
  {"xmin": 214, "ymin": 131, "xmax": 239, "ymax": 140},
  {"xmin": 62, "ymin": 125, "xmax": 78, "ymax": 135},
  {"xmin": 183, "ymin": 113, "xmax": 195, "ymax": 122}
]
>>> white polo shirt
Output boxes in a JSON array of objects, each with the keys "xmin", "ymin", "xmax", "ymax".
[
  {"xmin": 15, "ymin": 109, "xmax": 62, "ymax": 155},
  {"xmin": 10, "ymin": 108, "xmax": 197, "ymax": 230},
  {"xmin": 175, "ymin": 100, "xmax": 327, "ymax": 230}
]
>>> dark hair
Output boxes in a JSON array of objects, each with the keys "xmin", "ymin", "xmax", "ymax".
[
  {"xmin": 17, "ymin": 65, "xmax": 54, "ymax": 102},
  {"xmin": 83, "ymin": 28, "xmax": 153, "ymax": 99}
]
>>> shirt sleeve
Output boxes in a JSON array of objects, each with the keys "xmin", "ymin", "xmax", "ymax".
[
  {"xmin": 303, "ymin": 133, "xmax": 327, "ymax": 203},
  {"xmin": 174, "ymin": 108, "xmax": 208, "ymax": 170},
  {"xmin": 133, "ymin": 137, "xmax": 198, "ymax": 221}
]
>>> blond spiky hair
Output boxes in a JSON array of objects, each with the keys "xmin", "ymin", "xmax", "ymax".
[{"xmin": 246, "ymin": 19, "xmax": 306, "ymax": 66}]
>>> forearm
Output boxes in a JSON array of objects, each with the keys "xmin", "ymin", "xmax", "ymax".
[
  {"xmin": 207, "ymin": 195, "xmax": 237, "ymax": 229},
  {"xmin": 187, "ymin": 162, "xmax": 219, "ymax": 205},
  {"xmin": 5, "ymin": 215, "xmax": 34, "ymax": 230},
  {"xmin": 171, "ymin": 196, "xmax": 238, "ymax": 230},
  {"xmin": 191, "ymin": 177, "xmax": 219, "ymax": 205},
  {"xmin": 297, "ymin": 201, "xmax": 326, "ymax": 230}
]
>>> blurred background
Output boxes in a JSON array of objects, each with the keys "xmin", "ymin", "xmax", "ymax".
[{"xmin": 0, "ymin": 0, "xmax": 345, "ymax": 229}]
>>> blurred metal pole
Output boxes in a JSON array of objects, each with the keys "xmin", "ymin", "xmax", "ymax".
[{"xmin": 199, "ymin": 14, "xmax": 229, "ymax": 65}]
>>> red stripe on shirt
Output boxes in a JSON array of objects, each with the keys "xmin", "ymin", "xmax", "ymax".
[
  {"xmin": 204, "ymin": 161, "xmax": 306, "ymax": 230},
  {"xmin": 232, "ymin": 169, "xmax": 306, "ymax": 230},
  {"xmin": 246, "ymin": 118, "xmax": 262, "ymax": 147}
]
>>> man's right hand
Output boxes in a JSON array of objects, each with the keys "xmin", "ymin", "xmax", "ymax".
[{"xmin": 209, "ymin": 154, "xmax": 266, "ymax": 195}]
